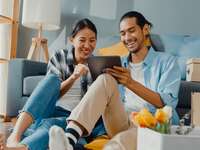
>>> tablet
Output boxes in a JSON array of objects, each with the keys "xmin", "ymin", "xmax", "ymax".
[{"xmin": 88, "ymin": 56, "xmax": 122, "ymax": 81}]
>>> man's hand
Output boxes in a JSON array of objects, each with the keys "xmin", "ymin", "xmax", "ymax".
[
  {"xmin": 72, "ymin": 64, "xmax": 89, "ymax": 80},
  {"xmin": 105, "ymin": 66, "xmax": 132, "ymax": 86}
]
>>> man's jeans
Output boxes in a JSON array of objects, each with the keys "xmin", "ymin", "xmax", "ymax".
[{"xmin": 19, "ymin": 74, "xmax": 106, "ymax": 150}]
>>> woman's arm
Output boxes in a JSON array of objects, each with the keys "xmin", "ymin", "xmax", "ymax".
[
  {"xmin": 60, "ymin": 64, "xmax": 89, "ymax": 97},
  {"xmin": 60, "ymin": 75, "xmax": 76, "ymax": 97}
]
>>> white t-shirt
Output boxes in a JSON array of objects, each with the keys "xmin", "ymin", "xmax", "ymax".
[
  {"xmin": 124, "ymin": 61, "xmax": 148, "ymax": 113},
  {"xmin": 56, "ymin": 72, "xmax": 92, "ymax": 111},
  {"xmin": 56, "ymin": 78, "xmax": 81, "ymax": 111}
]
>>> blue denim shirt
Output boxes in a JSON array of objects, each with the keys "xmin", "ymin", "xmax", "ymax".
[{"xmin": 119, "ymin": 47, "xmax": 181, "ymax": 125}]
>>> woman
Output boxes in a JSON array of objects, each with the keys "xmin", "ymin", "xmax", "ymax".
[{"xmin": 0, "ymin": 18, "xmax": 105, "ymax": 150}]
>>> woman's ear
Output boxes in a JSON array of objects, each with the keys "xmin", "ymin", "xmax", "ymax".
[
  {"xmin": 68, "ymin": 37, "xmax": 73, "ymax": 44},
  {"xmin": 143, "ymin": 24, "xmax": 150, "ymax": 37}
]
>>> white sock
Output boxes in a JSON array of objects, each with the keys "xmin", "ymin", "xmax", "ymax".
[
  {"xmin": 49, "ymin": 123, "xmax": 83, "ymax": 150},
  {"xmin": 49, "ymin": 126, "xmax": 73, "ymax": 150}
]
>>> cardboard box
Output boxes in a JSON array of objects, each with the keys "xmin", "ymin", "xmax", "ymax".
[
  {"xmin": 191, "ymin": 92, "xmax": 200, "ymax": 126},
  {"xmin": 137, "ymin": 126, "xmax": 200, "ymax": 150},
  {"xmin": 186, "ymin": 58, "xmax": 200, "ymax": 81}
]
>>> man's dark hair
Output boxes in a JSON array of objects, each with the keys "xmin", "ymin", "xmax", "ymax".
[{"xmin": 120, "ymin": 11, "xmax": 152, "ymax": 29}]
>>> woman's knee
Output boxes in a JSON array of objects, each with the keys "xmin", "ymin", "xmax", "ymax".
[
  {"xmin": 43, "ymin": 74, "xmax": 61, "ymax": 88},
  {"xmin": 40, "ymin": 117, "xmax": 67, "ymax": 130}
]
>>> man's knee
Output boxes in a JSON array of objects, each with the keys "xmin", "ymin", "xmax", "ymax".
[{"xmin": 96, "ymin": 74, "xmax": 118, "ymax": 87}]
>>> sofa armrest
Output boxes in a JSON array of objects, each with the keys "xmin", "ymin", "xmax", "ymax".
[
  {"xmin": 6, "ymin": 58, "xmax": 47, "ymax": 116},
  {"xmin": 177, "ymin": 81, "xmax": 200, "ymax": 119}
]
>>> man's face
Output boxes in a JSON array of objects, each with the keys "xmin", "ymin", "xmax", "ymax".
[{"xmin": 120, "ymin": 17, "xmax": 147, "ymax": 53}]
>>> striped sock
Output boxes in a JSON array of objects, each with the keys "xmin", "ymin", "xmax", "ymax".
[{"xmin": 65, "ymin": 122, "xmax": 83, "ymax": 149}]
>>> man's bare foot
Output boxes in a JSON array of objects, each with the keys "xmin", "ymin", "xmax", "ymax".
[{"xmin": 6, "ymin": 133, "xmax": 21, "ymax": 147}]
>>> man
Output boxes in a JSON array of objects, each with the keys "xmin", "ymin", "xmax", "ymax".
[{"xmin": 49, "ymin": 11, "xmax": 181, "ymax": 150}]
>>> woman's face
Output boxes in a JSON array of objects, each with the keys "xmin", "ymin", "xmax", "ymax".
[{"xmin": 71, "ymin": 27, "xmax": 97, "ymax": 64}]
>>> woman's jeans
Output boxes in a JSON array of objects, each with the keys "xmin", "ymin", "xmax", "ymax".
[{"xmin": 19, "ymin": 74, "xmax": 106, "ymax": 150}]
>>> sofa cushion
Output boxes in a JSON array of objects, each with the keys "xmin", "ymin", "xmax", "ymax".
[{"xmin": 23, "ymin": 75, "xmax": 45, "ymax": 96}]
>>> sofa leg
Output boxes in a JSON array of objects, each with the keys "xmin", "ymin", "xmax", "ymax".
[{"xmin": 0, "ymin": 115, "xmax": 11, "ymax": 122}]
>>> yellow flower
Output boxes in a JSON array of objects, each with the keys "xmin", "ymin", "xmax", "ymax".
[
  {"xmin": 155, "ymin": 109, "xmax": 168, "ymax": 123},
  {"xmin": 133, "ymin": 108, "xmax": 157, "ymax": 128},
  {"xmin": 131, "ymin": 106, "xmax": 172, "ymax": 134},
  {"xmin": 134, "ymin": 113, "xmax": 147, "ymax": 127},
  {"xmin": 162, "ymin": 106, "xmax": 172, "ymax": 120}
]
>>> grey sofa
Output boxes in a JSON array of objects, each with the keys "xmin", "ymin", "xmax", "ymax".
[
  {"xmin": 6, "ymin": 59, "xmax": 47, "ymax": 117},
  {"xmin": 5, "ymin": 58, "xmax": 200, "ymax": 125},
  {"xmin": 177, "ymin": 81, "xmax": 200, "ymax": 121}
]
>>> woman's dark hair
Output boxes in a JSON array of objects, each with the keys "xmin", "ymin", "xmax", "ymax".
[
  {"xmin": 120, "ymin": 11, "xmax": 153, "ymax": 29},
  {"xmin": 70, "ymin": 18, "xmax": 97, "ymax": 39}
]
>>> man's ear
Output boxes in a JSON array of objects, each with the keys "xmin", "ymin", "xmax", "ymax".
[{"xmin": 143, "ymin": 24, "xmax": 150, "ymax": 36}]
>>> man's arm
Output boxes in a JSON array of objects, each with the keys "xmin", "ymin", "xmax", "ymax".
[
  {"xmin": 126, "ymin": 79, "xmax": 163, "ymax": 108},
  {"xmin": 105, "ymin": 66, "xmax": 164, "ymax": 108},
  {"xmin": 155, "ymin": 57, "xmax": 181, "ymax": 109}
]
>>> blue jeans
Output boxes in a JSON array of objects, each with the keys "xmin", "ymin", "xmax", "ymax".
[{"xmin": 19, "ymin": 74, "xmax": 106, "ymax": 150}]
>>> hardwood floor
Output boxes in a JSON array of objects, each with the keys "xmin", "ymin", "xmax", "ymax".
[{"xmin": 0, "ymin": 118, "xmax": 14, "ymax": 139}]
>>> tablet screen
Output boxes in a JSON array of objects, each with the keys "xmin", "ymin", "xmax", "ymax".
[{"xmin": 88, "ymin": 56, "xmax": 121, "ymax": 81}]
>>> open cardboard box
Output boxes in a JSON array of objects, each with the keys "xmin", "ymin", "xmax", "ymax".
[
  {"xmin": 186, "ymin": 58, "xmax": 200, "ymax": 82},
  {"xmin": 137, "ymin": 126, "xmax": 200, "ymax": 150}
]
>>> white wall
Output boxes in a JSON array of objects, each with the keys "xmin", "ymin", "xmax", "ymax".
[{"xmin": 134, "ymin": 0, "xmax": 200, "ymax": 35}]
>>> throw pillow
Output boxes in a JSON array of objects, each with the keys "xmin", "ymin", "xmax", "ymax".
[
  {"xmin": 98, "ymin": 42, "xmax": 129, "ymax": 56},
  {"xmin": 97, "ymin": 38, "xmax": 151, "ymax": 56}
]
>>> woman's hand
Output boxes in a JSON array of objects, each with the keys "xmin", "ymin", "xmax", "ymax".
[
  {"xmin": 71, "ymin": 64, "xmax": 89, "ymax": 80},
  {"xmin": 61, "ymin": 64, "xmax": 88, "ymax": 97},
  {"xmin": 105, "ymin": 66, "xmax": 133, "ymax": 87}
]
